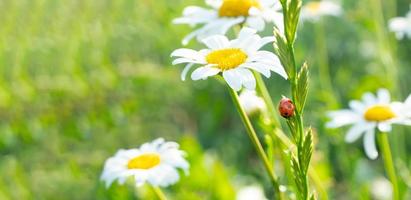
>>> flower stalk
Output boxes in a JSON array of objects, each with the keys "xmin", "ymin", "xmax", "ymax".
[
  {"xmin": 254, "ymin": 72, "xmax": 281, "ymax": 127},
  {"xmin": 152, "ymin": 186, "xmax": 168, "ymax": 200},
  {"xmin": 255, "ymin": 70, "xmax": 327, "ymax": 199},
  {"xmin": 275, "ymin": 0, "xmax": 314, "ymax": 199},
  {"xmin": 228, "ymin": 85, "xmax": 282, "ymax": 199},
  {"xmin": 314, "ymin": 21, "xmax": 339, "ymax": 108},
  {"xmin": 377, "ymin": 132, "xmax": 400, "ymax": 200}
]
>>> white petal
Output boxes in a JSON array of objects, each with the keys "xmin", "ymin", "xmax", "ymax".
[
  {"xmin": 237, "ymin": 68, "xmax": 256, "ymax": 90},
  {"xmin": 244, "ymin": 37, "xmax": 275, "ymax": 53},
  {"xmin": 188, "ymin": 18, "xmax": 243, "ymax": 44},
  {"xmin": 362, "ymin": 92, "xmax": 377, "ymax": 106},
  {"xmin": 202, "ymin": 35, "xmax": 229, "ymax": 49},
  {"xmin": 326, "ymin": 110, "xmax": 360, "ymax": 128},
  {"xmin": 237, "ymin": 27, "xmax": 258, "ymax": 39},
  {"xmin": 223, "ymin": 70, "xmax": 242, "ymax": 91},
  {"xmin": 377, "ymin": 89, "xmax": 391, "ymax": 104},
  {"xmin": 267, "ymin": 62, "xmax": 288, "ymax": 79},
  {"xmin": 181, "ymin": 6, "xmax": 214, "ymax": 18},
  {"xmin": 181, "ymin": 63, "xmax": 194, "ymax": 81},
  {"xmin": 229, "ymin": 27, "xmax": 262, "ymax": 50},
  {"xmin": 349, "ymin": 100, "xmax": 366, "ymax": 113},
  {"xmin": 246, "ymin": 16, "xmax": 265, "ymax": 31},
  {"xmin": 241, "ymin": 63, "xmax": 271, "ymax": 78},
  {"xmin": 191, "ymin": 66, "xmax": 220, "ymax": 80},
  {"xmin": 170, "ymin": 48, "xmax": 203, "ymax": 61},
  {"xmin": 260, "ymin": 0, "xmax": 276, "ymax": 7},
  {"xmin": 248, "ymin": 6, "xmax": 263, "ymax": 16},
  {"xmin": 405, "ymin": 94, "xmax": 411, "ymax": 105},
  {"xmin": 172, "ymin": 58, "xmax": 204, "ymax": 65},
  {"xmin": 248, "ymin": 51, "xmax": 278, "ymax": 62},
  {"xmin": 245, "ymin": 52, "xmax": 287, "ymax": 79},
  {"xmin": 173, "ymin": 6, "xmax": 218, "ymax": 26},
  {"xmin": 364, "ymin": 129, "xmax": 378, "ymax": 160},
  {"xmin": 378, "ymin": 122, "xmax": 392, "ymax": 132},
  {"xmin": 205, "ymin": 0, "xmax": 222, "ymax": 9},
  {"xmin": 182, "ymin": 30, "xmax": 201, "ymax": 46},
  {"xmin": 181, "ymin": 27, "xmax": 205, "ymax": 46},
  {"xmin": 345, "ymin": 123, "xmax": 368, "ymax": 143},
  {"xmin": 257, "ymin": 36, "xmax": 276, "ymax": 49},
  {"xmin": 388, "ymin": 17, "xmax": 408, "ymax": 39}
]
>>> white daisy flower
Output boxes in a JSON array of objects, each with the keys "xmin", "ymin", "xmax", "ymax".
[
  {"xmin": 170, "ymin": 27, "xmax": 287, "ymax": 91},
  {"xmin": 236, "ymin": 185, "xmax": 267, "ymax": 200},
  {"xmin": 388, "ymin": 7, "xmax": 411, "ymax": 40},
  {"xmin": 239, "ymin": 90, "xmax": 266, "ymax": 115},
  {"xmin": 326, "ymin": 89, "xmax": 411, "ymax": 159},
  {"xmin": 403, "ymin": 94, "xmax": 411, "ymax": 117},
  {"xmin": 173, "ymin": 0, "xmax": 283, "ymax": 45},
  {"xmin": 100, "ymin": 138, "xmax": 189, "ymax": 188},
  {"xmin": 371, "ymin": 177, "xmax": 393, "ymax": 200},
  {"xmin": 300, "ymin": 0, "xmax": 342, "ymax": 22}
]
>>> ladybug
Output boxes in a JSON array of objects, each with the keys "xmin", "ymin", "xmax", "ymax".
[{"xmin": 278, "ymin": 97, "xmax": 295, "ymax": 118}]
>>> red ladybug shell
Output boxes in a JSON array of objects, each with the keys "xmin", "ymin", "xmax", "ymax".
[{"xmin": 279, "ymin": 98, "xmax": 295, "ymax": 118}]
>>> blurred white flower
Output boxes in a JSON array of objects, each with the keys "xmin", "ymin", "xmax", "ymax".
[
  {"xmin": 326, "ymin": 89, "xmax": 411, "ymax": 159},
  {"xmin": 300, "ymin": 0, "xmax": 342, "ymax": 22},
  {"xmin": 371, "ymin": 177, "xmax": 393, "ymax": 200},
  {"xmin": 236, "ymin": 185, "xmax": 267, "ymax": 200},
  {"xmin": 388, "ymin": 7, "xmax": 411, "ymax": 40},
  {"xmin": 101, "ymin": 138, "xmax": 189, "ymax": 188},
  {"xmin": 171, "ymin": 27, "xmax": 287, "ymax": 91},
  {"xmin": 173, "ymin": 0, "xmax": 283, "ymax": 45},
  {"xmin": 239, "ymin": 90, "xmax": 266, "ymax": 115}
]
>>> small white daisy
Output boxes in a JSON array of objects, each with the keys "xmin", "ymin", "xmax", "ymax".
[
  {"xmin": 236, "ymin": 185, "xmax": 268, "ymax": 200},
  {"xmin": 239, "ymin": 90, "xmax": 266, "ymax": 115},
  {"xmin": 173, "ymin": 0, "xmax": 283, "ymax": 45},
  {"xmin": 300, "ymin": 0, "xmax": 342, "ymax": 22},
  {"xmin": 388, "ymin": 7, "xmax": 411, "ymax": 40},
  {"xmin": 371, "ymin": 177, "xmax": 393, "ymax": 200},
  {"xmin": 326, "ymin": 89, "xmax": 411, "ymax": 159},
  {"xmin": 100, "ymin": 138, "xmax": 189, "ymax": 188},
  {"xmin": 170, "ymin": 27, "xmax": 287, "ymax": 91}
]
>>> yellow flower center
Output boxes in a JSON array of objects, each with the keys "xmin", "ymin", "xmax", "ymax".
[
  {"xmin": 305, "ymin": 2, "xmax": 321, "ymax": 13},
  {"xmin": 218, "ymin": 0, "xmax": 260, "ymax": 17},
  {"xmin": 363, "ymin": 105, "xmax": 396, "ymax": 122},
  {"xmin": 127, "ymin": 153, "xmax": 161, "ymax": 170},
  {"xmin": 206, "ymin": 48, "xmax": 248, "ymax": 70}
]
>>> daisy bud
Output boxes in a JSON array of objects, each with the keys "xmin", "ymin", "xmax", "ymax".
[
  {"xmin": 279, "ymin": 97, "xmax": 295, "ymax": 118},
  {"xmin": 239, "ymin": 90, "xmax": 266, "ymax": 116}
]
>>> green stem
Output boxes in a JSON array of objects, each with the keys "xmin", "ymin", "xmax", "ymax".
[
  {"xmin": 314, "ymin": 21, "xmax": 339, "ymax": 108},
  {"xmin": 370, "ymin": 0, "xmax": 398, "ymax": 91},
  {"xmin": 288, "ymin": 36, "xmax": 309, "ymax": 200},
  {"xmin": 254, "ymin": 72, "xmax": 281, "ymax": 127},
  {"xmin": 377, "ymin": 132, "xmax": 400, "ymax": 200},
  {"xmin": 372, "ymin": 0, "xmax": 407, "ymax": 167},
  {"xmin": 152, "ymin": 186, "xmax": 167, "ymax": 200},
  {"xmin": 228, "ymin": 86, "xmax": 282, "ymax": 199}
]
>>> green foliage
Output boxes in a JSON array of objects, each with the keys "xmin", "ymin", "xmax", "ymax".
[
  {"xmin": 282, "ymin": 0, "xmax": 302, "ymax": 44},
  {"xmin": 296, "ymin": 63, "xmax": 309, "ymax": 114},
  {"xmin": 273, "ymin": 28, "xmax": 295, "ymax": 79},
  {"xmin": 300, "ymin": 128, "xmax": 314, "ymax": 175},
  {"xmin": 0, "ymin": 0, "xmax": 411, "ymax": 199}
]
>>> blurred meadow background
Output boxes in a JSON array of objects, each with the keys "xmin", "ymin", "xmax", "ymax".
[{"xmin": 0, "ymin": 0, "xmax": 411, "ymax": 199}]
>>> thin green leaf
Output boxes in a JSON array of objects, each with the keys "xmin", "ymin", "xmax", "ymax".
[
  {"xmin": 285, "ymin": 0, "xmax": 302, "ymax": 44},
  {"xmin": 310, "ymin": 194, "xmax": 316, "ymax": 200},
  {"xmin": 301, "ymin": 128, "xmax": 314, "ymax": 174},
  {"xmin": 296, "ymin": 62, "xmax": 309, "ymax": 113},
  {"xmin": 273, "ymin": 28, "xmax": 295, "ymax": 79}
]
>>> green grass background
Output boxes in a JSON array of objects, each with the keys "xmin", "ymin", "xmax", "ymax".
[{"xmin": 0, "ymin": 0, "xmax": 410, "ymax": 199}]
